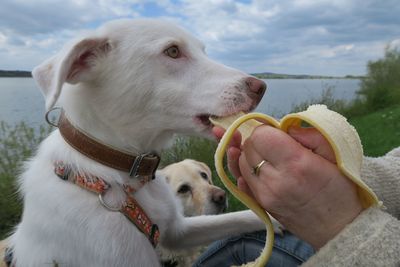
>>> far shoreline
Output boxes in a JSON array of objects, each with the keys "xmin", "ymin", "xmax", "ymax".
[
  {"xmin": 0, "ymin": 70, "xmax": 32, "ymax": 78},
  {"xmin": 0, "ymin": 70, "xmax": 363, "ymax": 79}
]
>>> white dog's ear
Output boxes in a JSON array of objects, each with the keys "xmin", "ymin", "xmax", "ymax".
[{"xmin": 32, "ymin": 37, "xmax": 111, "ymax": 110}]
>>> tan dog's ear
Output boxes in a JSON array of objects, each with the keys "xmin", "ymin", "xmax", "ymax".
[
  {"xmin": 197, "ymin": 161, "xmax": 210, "ymax": 173},
  {"xmin": 158, "ymin": 168, "xmax": 170, "ymax": 183},
  {"xmin": 32, "ymin": 37, "xmax": 111, "ymax": 110}
]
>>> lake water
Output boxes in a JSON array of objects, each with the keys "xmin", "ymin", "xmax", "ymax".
[{"xmin": 0, "ymin": 78, "xmax": 360, "ymax": 127}]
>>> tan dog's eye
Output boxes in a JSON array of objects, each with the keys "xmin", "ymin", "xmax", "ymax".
[
  {"xmin": 200, "ymin": 171, "xmax": 208, "ymax": 180},
  {"xmin": 177, "ymin": 184, "xmax": 191, "ymax": 194},
  {"xmin": 164, "ymin": 45, "xmax": 180, "ymax": 58}
]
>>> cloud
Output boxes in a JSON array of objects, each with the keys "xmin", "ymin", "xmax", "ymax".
[
  {"xmin": 161, "ymin": 0, "xmax": 399, "ymax": 75},
  {"xmin": 0, "ymin": 0, "xmax": 399, "ymax": 75},
  {"xmin": 389, "ymin": 38, "xmax": 400, "ymax": 49},
  {"xmin": 0, "ymin": 1, "xmax": 134, "ymax": 35},
  {"xmin": 0, "ymin": 32, "xmax": 7, "ymax": 45}
]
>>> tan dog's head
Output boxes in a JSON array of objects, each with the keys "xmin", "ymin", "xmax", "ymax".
[{"xmin": 160, "ymin": 159, "xmax": 227, "ymax": 216}]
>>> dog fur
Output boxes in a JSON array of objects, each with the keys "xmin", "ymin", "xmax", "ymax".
[
  {"xmin": 158, "ymin": 159, "xmax": 227, "ymax": 266},
  {"xmin": 161, "ymin": 159, "xmax": 227, "ymax": 217},
  {"xmin": 0, "ymin": 238, "xmax": 8, "ymax": 267},
  {"xmin": 8, "ymin": 19, "xmax": 267, "ymax": 266}
]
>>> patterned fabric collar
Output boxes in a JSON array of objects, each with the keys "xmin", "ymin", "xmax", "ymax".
[{"xmin": 54, "ymin": 161, "xmax": 160, "ymax": 247}]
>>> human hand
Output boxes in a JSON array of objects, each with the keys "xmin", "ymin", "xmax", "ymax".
[{"xmin": 213, "ymin": 125, "xmax": 363, "ymax": 249}]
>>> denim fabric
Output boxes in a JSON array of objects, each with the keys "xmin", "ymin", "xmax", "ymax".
[{"xmin": 193, "ymin": 231, "xmax": 315, "ymax": 267}]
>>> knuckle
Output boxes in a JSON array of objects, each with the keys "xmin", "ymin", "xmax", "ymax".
[
  {"xmin": 250, "ymin": 125, "xmax": 283, "ymax": 148},
  {"xmin": 286, "ymin": 149, "xmax": 310, "ymax": 177}
]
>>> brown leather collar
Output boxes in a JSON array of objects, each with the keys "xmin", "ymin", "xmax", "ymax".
[{"xmin": 57, "ymin": 110, "xmax": 160, "ymax": 178}]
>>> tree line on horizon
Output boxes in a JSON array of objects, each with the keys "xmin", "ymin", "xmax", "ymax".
[
  {"xmin": 0, "ymin": 70, "xmax": 32, "ymax": 77},
  {"xmin": 0, "ymin": 69, "xmax": 361, "ymax": 79}
]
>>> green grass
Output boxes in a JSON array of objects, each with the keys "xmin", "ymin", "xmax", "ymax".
[
  {"xmin": 0, "ymin": 172, "xmax": 22, "ymax": 239},
  {"xmin": 349, "ymin": 105, "xmax": 400, "ymax": 157},
  {"xmin": 0, "ymin": 121, "xmax": 52, "ymax": 239}
]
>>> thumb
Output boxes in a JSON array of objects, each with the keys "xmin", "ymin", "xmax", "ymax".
[{"xmin": 288, "ymin": 126, "xmax": 336, "ymax": 163}]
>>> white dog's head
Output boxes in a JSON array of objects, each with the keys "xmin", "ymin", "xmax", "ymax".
[
  {"xmin": 33, "ymin": 19, "xmax": 266, "ymax": 153},
  {"xmin": 159, "ymin": 159, "xmax": 227, "ymax": 216}
]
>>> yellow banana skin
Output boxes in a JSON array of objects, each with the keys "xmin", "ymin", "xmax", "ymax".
[{"xmin": 211, "ymin": 105, "xmax": 380, "ymax": 267}]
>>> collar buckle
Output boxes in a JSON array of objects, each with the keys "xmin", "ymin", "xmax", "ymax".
[{"xmin": 129, "ymin": 152, "xmax": 160, "ymax": 179}]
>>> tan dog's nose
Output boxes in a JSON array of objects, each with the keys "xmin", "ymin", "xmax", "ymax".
[{"xmin": 211, "ymin": 188, "xmax": 226, "ymax": 206}]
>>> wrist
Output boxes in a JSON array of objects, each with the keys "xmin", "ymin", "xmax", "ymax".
[
  {"xmin": 273, "ymin": 196, "xmax": 363, "ymax": 250},
  {"xmin": 303, "ymin": 204, "xmax": 363, "ymax": 249}
]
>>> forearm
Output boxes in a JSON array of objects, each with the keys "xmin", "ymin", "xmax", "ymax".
[{"xmin": 301, "ymin": 207, "xmax": 400, "ymax": 267}]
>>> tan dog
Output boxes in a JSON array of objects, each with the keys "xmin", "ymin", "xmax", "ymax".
[
  {"xmin": 158, "ymin": 159, "xmax": 227, "ymax": 266},
  {"xmin": 0, "ymin": 238, "xmax": 8, "ymax": 267},
  {"xmin": 161, "ymin": 159, "xmax": 227, "ymax": 216}
]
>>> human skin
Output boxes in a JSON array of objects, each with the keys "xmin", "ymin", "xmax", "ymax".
[{"xmin": 213, "ymin": 125, "xmax": 363, "ymax": 249}]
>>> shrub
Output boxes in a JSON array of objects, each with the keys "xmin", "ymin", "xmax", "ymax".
[
  {"xmin": 358, "ymin": 46, "xmax": 400, "ymax": 111},
  {"xmin": 291, "ymin": 85, "xmax": 349, "ymax": 115},
  {"xmin": 0, "ymin": 122, "xmax": 51, "ymax": 239},
  {"xmin": 161, "ymin": 136, "xmax": 217, "ymax": 169},
  {"xmin": 294, "ymin": 46, "xmax": 400, "ymax": 118}
]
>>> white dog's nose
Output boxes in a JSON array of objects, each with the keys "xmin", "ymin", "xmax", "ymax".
[{"xmin": 245, "ymin": 77, "xmax": 267, "ymax": 97}]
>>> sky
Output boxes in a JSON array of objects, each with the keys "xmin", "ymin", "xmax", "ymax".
[{"xmin": 0, "ymin": 0, "xmax": 399, "ymax": 76}]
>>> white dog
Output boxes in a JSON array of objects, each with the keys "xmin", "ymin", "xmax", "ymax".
[{"xmin": 8, "ymin": 19, "xmax": 268, "ymax": 267}]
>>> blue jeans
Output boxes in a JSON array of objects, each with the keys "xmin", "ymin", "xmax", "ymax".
[{"xmin": 193, "ymin": 231, "xmax": 315, "ymax": 267}]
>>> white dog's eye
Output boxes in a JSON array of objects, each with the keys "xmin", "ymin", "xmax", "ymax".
[
  {"xmin": 164, "ymin": 45, "xmax": 180, "ymax": 58},
  {"xmin": 177, "ymin": 184, "xmax": 191, "ymax": 194}
]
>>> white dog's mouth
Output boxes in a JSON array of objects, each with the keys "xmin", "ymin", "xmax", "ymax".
[
  {"xmin": 195, "ymin": 114, "xmax": 213, "ymax": 127},
  {"xmin": 195, "ymin": 110, "xmax": 251, "ymax": 129}
]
